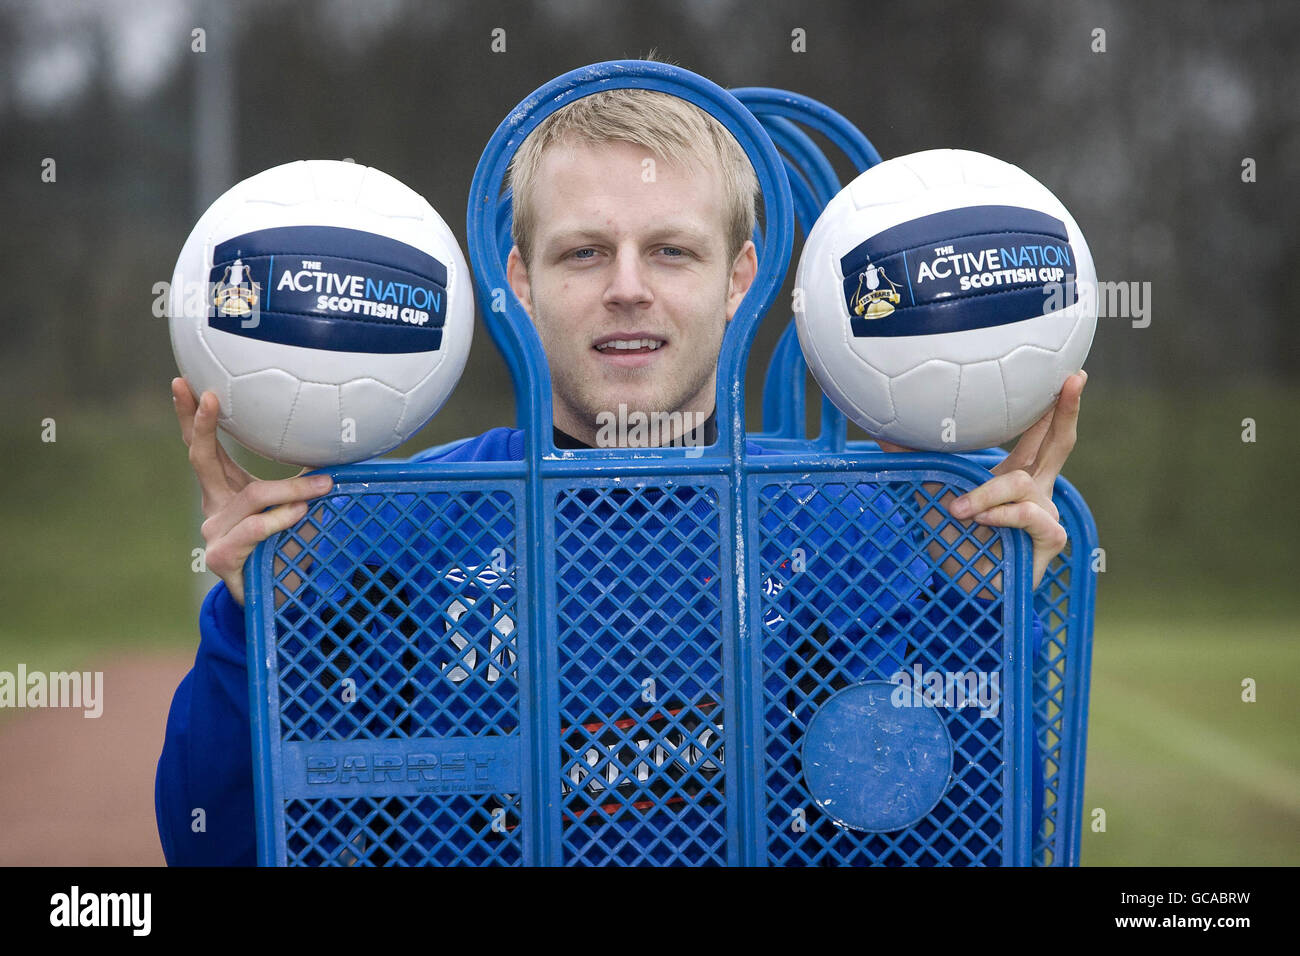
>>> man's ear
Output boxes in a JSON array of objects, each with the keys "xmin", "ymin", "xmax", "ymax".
[
  {"xmin": 725, "ymin": 239, "xmax": 758, "ymax": 322},
  {"xmin": 506, "ymin": 245, "xmax": 534, "ymax": 319}
]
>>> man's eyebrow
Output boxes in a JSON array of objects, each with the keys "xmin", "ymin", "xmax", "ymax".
[
  {"xmin": 543, "ymin": 228, "xmax": 610, "ymax": 248},
  {"xmin": 645, "ymin": 224, "xmax": 716, "ymax": 248},
  {"xmin": 543, "ymin": 224, "xmax": 717, "ymax": 250}
]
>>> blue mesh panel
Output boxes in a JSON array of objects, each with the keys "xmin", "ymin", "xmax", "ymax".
[
  {"xmin": 753, "ymin": 476, "xmax": 1017, "ymax": 866},
  {"xmin": 257, "ymin": 481, "xmax": 528, "ymax": 866},
  {"xmin": 284, "ymin": 795, "xmax": 523, "ymax": 866},
  {"xmin": 1029, "ymin": 483, "xmax": 1095, "ymax": 867},
  {"xmin": 249, "ymin": 464, "xmax": 1048, "ymax": 865},
  {"xmin": 552, "ymin": 482, "xmax": 729, "ymax": 866}
]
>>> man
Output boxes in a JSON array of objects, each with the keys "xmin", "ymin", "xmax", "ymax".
[{"xmin": 157, "ymin": 85, "xmax": 1085, "ymax": 865}]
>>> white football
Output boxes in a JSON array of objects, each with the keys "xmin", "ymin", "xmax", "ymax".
[
  {"xmin": 168, "ymin": 159, "xmax": 473, "ymax": 466},
  {"xmin": 794, "ymin": 149, "xmax": 1096, "ymax": 452}
]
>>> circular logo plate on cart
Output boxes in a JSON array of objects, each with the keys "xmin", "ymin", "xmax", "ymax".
[{"xmin": 802, "ymin": 680, "xmax": 954, "ymax": 832}]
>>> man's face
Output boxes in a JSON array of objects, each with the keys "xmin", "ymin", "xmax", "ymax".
[{"xmin": 507, "ymin": 138, "xmax": 756, "ymax": 445}]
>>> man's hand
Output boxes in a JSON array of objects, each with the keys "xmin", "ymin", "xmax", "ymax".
[
  {"xmin": 878, "ymin": 369, "xmax": 1087, "ymax": 593},
  {"xmin": 173, "ymin": 377, "xmax": 332, "ymax": 607}
]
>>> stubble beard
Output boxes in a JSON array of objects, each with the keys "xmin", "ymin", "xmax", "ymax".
[{"xmin": 552, "ymin": 352, "xmax": 717, "ymax": 446}]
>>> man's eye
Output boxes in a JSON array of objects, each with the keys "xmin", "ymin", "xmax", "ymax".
[
  {"xmin": 569, "ymin": 248, "xmax": 597, "ymax": 260},
  {"xmin": 658, "ymin": 247, "xmax": 687, "ymax": 258}
]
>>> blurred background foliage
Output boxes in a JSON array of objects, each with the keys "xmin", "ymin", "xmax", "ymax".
[{"xmin": 0, "ymin": 0, "xmax": 1295, "ymax": 865}]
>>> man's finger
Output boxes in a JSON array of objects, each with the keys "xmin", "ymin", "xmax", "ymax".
[
  {"xmin": 172, "ymin": 377, "xmax": 199, "ymax": 447},
  {"xmin": 188, "ymin": 390, "xmax": 245, "ymax": 508},
  {"xmin": 968, "ymin": 500, "xmax": 1069, "ymax": 589},
  {"xmin": 201, "ymin": 473, "xmax": 333, "ymax": 543},
  {"xmin": 221, "ymin": 500, "xmax": 312, "ymax": 561},
  {"xmin": 968, "ymin": 499, "xmax": 1061, "ymax": 537},
  {"xmin": 176, "ymin": 378, "xmax": 249, "ymax": 484},
  {"xmin": 214, "ymin": 429, "xmax": 255, "ymax": 490},
  {"xmin": 949, "ymin": 469, "xmax": 1039, "ymax": 520},
  {"xmin": 1028, "ymin": 371, "xmax": 1085, "ymax": 488},
  {"xmin": 207, "ymin": 500, "xmax": 311, "ymax": 608},
  {"xmin": 993, "ymin": 405, "xmax": 1054, "ymax": 476}
]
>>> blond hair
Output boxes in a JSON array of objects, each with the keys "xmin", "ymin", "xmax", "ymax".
[{"xmin": 508, "ymin": 86, "xmax": 759, "ymax": 266}]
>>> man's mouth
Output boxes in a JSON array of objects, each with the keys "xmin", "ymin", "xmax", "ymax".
[
  {"xmin": 592, "ymin": 334, "xmax": 668, "ymax": 366},
  {"xmin": 593, "ymin": 336, "xmax": 666, "ymax": 353}
]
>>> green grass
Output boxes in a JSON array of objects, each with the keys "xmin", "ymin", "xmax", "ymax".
[
  {"xmin": 1042, "ymin": 383, "xmax": 1300, "ymax": 608},
  {"xmin": 1080, "ymin": 605, "xmax": 1300, "ymax": 865},
  {"xmin": 0, "ymin": 399, "xmax": 199, "ymax": 673}
]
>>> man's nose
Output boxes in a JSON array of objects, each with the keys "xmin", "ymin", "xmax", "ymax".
[{"xmin": 603, "ymin": 246, "xmax": 653, "ymax": 308}]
